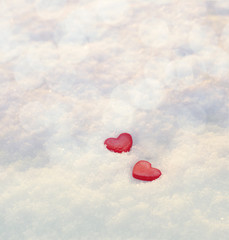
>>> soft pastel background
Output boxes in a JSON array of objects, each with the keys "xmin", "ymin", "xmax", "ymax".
[{"xmin": 0, "ymin": 0, "xmax": 228, "ymax": 239}]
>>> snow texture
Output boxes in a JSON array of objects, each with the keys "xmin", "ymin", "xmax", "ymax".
[{"xmin": 0, "ymin": 0, "xmax": 229, "ymax": 239}]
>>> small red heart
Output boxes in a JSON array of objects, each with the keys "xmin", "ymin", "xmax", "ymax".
[
  {"xmin": 132, "ymin": 160, "xmax": 161, "ymax": 181},
  {"xmin": 104, "ymin": 133, "xmax": 133, "ymax": 153}
]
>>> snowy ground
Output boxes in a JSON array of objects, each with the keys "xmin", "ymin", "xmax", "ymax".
[{"xmin": 0, "ymin": 0, "xmax": 229, "ymax": 239}]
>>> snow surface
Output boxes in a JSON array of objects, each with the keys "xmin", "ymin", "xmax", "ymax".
[{"xmin": 0, "ymin": 0, "xmax": 229, "ymax": 239}]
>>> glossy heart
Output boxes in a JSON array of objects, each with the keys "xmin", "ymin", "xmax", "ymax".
[
  {"xmin": 132, "ymin": 160, "xmax": 161, "ymax": 181},
  {"xmin": 104, "ymin": 133, "xmax": 133, "ymax": 153}
]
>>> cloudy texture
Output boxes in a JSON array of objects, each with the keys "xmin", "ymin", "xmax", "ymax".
[{"xmin": 0, "ymin": 0, "xmax": 229, "ymax": 239}]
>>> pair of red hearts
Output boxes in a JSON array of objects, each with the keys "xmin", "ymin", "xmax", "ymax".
[{"xmin": 104, "ymin": 133, "xmax": 161, "ymax": 181}]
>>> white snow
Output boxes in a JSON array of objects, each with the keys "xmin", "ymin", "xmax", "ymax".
[{"xmin": 0, "ymin": 0, "xmax": 228, "ymax": 239}]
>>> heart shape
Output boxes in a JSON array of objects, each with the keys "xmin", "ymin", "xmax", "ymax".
[
  {"xmin": 104, "ymin": 133, "xmax": 133, "ymax": 153},
  {"xmin": 132, "ymin": 160, "xmax": 161, "ymax": 181}
]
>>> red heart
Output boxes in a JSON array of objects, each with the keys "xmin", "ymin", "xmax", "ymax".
[
  {"xmin": 132, "ymin": 160, "xmax": 161, "ymax": 181},
  {"xmin": 104, "ymin": 133, "xmax": 133, "ymax": 153}
]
